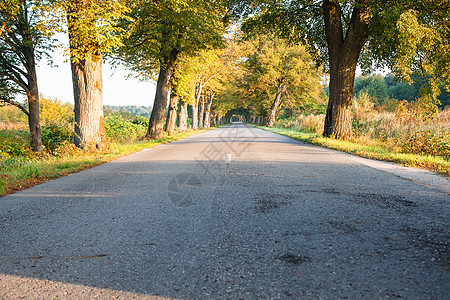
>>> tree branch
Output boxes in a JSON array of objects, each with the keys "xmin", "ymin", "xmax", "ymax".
[
  {"xmin": 0, "ymin": 70, "xmax": 29, "ymax": 91},
  {"xmin": 0, "ymin": 98, "xmax": 29, "ymax": 116}
]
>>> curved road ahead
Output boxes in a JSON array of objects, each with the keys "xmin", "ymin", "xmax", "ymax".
[{"xmin": 1, "ymin": 123, "xmax": 449, "ymax": 299}]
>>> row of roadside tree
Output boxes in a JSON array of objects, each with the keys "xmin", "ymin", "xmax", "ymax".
[{"xmin": 1, "ymin": 0, "xmax": 448, "ymax": 152}]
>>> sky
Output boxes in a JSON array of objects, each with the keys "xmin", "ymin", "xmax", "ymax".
[{"xmin": 35, "ymin": 49, "xmax": 157, "ymax": 107}]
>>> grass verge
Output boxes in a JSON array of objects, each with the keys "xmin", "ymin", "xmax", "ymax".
[
  {"xmin": 0, "ymin": 128, "xmax": 212, "ymax": 197},
  {"xmin": 257, "ymin": 126, "xmax": 450, "ymax": 177}
]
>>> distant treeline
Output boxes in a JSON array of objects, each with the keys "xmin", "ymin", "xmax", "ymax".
[
  {"xmin": 103, "ymin": 105, "xmax": 153, "ymax": 119},
  {"xmin": 353, "ymin": 74, "xmax": 450, "ymax": 107}
]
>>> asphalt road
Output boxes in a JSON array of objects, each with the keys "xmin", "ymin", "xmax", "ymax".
[{"xmin": 1, "ymin": 123, "xmax": 449, "ymax": 299}]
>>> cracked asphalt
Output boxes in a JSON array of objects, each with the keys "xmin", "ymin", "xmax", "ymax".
[{"xmin": 0, "ymin": 123, "xmax": 449, "ymax": 299}]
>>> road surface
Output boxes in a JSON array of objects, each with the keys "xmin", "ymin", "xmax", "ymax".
[{"xmin": 1, "ymin": 123, "xmax": 449, "ymax": 299}]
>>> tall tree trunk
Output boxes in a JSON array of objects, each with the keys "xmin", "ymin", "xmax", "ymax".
[
  {"xmin": 210, "ymin": 109, "xmax": 216, "ymax": 127},
  {"xmin": 67, "ymin": 2, "xmax": 105, "ymax": 149},
  {"xmin": 192, "ymin": 103, "xmax": 198, "ymax": 130},
  {"xmin": 165, "ymin": 82, "xmax": 179, "ymax": 135},
  {"xmin": 322, "ymin": 0, "xmax": 371, "ymax": 139},
  {"xmin": 192, "ymin": 84, "xmax": 203, "ymax": 130},
  {"xmin": 147, "ymin": 50, "xmax": 178, "ymax": 139},
  {"xmin": 11, "ymin": 3, "xmax": 43, "ymax": 153},
  {"xmin": 178, "ymin": 100, "xmax": 188, "ymax": 131},
  {"xmin": 24, "ymin": 46, "xmax": 43, "ymax": 153},
  {"xmin": 204, "ymin": 95, "xmax": 213, "ymax": 128},
  {"xmin": 262, "ymin": 116, "xmax": 268, "ymax": 126},
  {"xmin": 199, "ymin": 94, "xmax": 205, "ymax": 129},
  {"xmin": 267, "ymin": 85, "xmax": 283, "ymax": 127},
  {"xmin": 70, "ymin": 55, "xmax": 105, "ymax": 149}
]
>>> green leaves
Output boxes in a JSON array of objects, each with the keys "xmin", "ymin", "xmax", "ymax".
[
  {"xmin": 239, "ymin": 34, "xmax": 323, "ymax": 115},
  {"xmin": 64, "ymin": 0, "xmax": 128, "ymax": 62},
  {"xmin": 119, "ymin": 0, "xmax": 227, "ymax": 78},
  {"xmin": 393, "ymin": 5, "xmax": 449, "ymax": 112}
]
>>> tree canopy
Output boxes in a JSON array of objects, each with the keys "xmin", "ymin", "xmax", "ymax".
[
  {"xmin": 1, "ymin": 0, "xmax": 448, "ymax": 149},
  {"xmin": 119, "ymin": 0, "xmax": 227, "ymax": 78},
  {"xmin": 228, "ymin": 0, "xmax": 449, "ymax": 138}
]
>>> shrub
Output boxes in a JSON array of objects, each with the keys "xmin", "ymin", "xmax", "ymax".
[
  {"xmin": 352, "ymin": 91, "xmax": 376, "ymax": 119},
  {"xmin": 39, "ymin": 96, "xmax": 74, "ymax": 125},
  {"xmin": 41, "ymin": 123, "xmax": 73, "ymax": 155},
  {"xmin": 403, "ymin": 130, "xmax": 450, "ymax": 158},
  {"xmin": 131, "ymin": 115, "xmax": 149, "ymax": 127},
  {"xmin": 104, "ymin": 114, "xmax": 147, "ymax": 143},
  {"xmin": 381, "ymin": 98, "xmax": 399, "ymax": 112},
  {"xmin": 275, "ymin": 114, "xmax": 324, "ymax": 134},
  {"xmin": 0, "ymin": 105, "xmax": 27, "ymax": 125},
  {"xmin": 0, "ymin": 130, "xmax": 30, "ymax": 156}
]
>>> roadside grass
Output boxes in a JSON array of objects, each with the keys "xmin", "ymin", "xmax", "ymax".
[
  {"xmin": 257, "ymin": 126, "xmax": 450, "ymax": 177},
  {"xmin": 0, "ymin": 128, "xmax": 212, "ymax": 197}
]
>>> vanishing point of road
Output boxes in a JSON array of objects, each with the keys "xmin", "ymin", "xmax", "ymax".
[{"xmin": 1, "ymin": 123, "xmax": 449, "ymax": 299}]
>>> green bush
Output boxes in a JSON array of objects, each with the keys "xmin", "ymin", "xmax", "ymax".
[
  {"xmin": 403, "ymin": 130, "xmax": 450, "ymax": 158},
  {"xmin": 104, "ymin": 114, "xmax": 147, "ymax": 143},
  {"xmin": 0, "ymin": 155, "xmax": 28, "ymax": 170},
  {"xmin": 0, "ymin": 130, "xmax": 29, "ymax": 156},
  {"xmin": 41, "ymin": 123, "xmax": 73, "ymax": 155},
  {"xmin": 131, "ymin": 115, "xmax": 149, "ymax": 127}
]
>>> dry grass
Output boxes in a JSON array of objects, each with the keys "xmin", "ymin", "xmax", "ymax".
[
  {"xmin": 271, "ymin": 98, "xmax": 449, "ymax": 175},
  {"xmin": 0, "ymin": 122, "xmax": 27, "ymax": 131},
  {"xmin": 275, "ymin": 114, "xmax": 325, "ymax": 135},
  {"xmin": 275, "ymin": 101, "xmax": 449, "ymax": 159}
]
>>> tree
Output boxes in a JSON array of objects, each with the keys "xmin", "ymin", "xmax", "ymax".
[
  {"xmin": 0, "ymin": 0, "xmax": 20, "ymax": 37},
  {"xmin": 353, "ymin": 75, "xmax": 388, "ymax": 104},
  {"xmin": 190, "ymin": 49, "xmax": 229, "ymax": 129},
  {"xmin": 387, "ymin": 82, "xmax": 417, "ymax": 102},
  {"xmin": 0, "ymin": 0, "xmax": 50, "ymax": 152},
  {"xmin": 120, "ymin": 0, "xmax": 226, "ymax": 139},
  {"xmin": 234, "ymin": 0, "xmax": 374, "ymax": 137},
  {"xmin": 65, "ymin": 0, "xmax": 126, "ymax": 149},
  {"xmin": 164, "ymin": 74, "xmax": 179, "ymax": 135},
  {"xmin": 238, "ymin": 34, "xmax": 323, "ymax": 126},
  {"xmin": 174, "ymin": 39, "xmax": 243, "ymax": 130},
  {"xmin": 233, "ymin": 0, "xmax": 448, "ymax": 138},
  {"xmin": 390, "ymin": 2, "xmax": 449, "ymax": 108}
]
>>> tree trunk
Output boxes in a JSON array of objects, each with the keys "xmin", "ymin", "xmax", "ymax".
[
  {"xmin": 192, "ymin": 103, "xmax": 198, "ymax": 130},
  {"xmin": 165, "ymin": 83, "xmax": 179, "ymax": 135},
  {"xmin": 11, "ymin": 4, "xmax": 43, "ymax": 153},
  {"xmin": 199, "ymin": 95, "xmax": 205, "ymax": 129},
  {"xmin": 267, "ymin": 85, "xmax": 283, "ymax": 127},
  {"xmin": 24, "ymin": 46, "xmax": 43, "ymax": 153},
  {"xmin": 178, "ymin": 100, "xmax": 188, "ymax": 131},
  {"xmin": 192, "ymin": 84, "xmax": 203, "ymax": 130},
  {"xmin": 322, "ymin": 0, "xmax": 371, "ymax": 139},
  {"xmin": 70, "ymin": 55, "xmax": 105, "ymax": 149},
  {"xmin": 204, "ymin": 96, "xmax": 212, "ymax": 128},
  {"xmin": 67, "ymin": 2, "xmax": 105, "ymax": 149},
  {"xmin": 147, "ymin": 50, "xmax": 178, "ymax": 139},
  {"xmin": 210, "ymin": 110, "xmax": 216, "ymax": 127}
]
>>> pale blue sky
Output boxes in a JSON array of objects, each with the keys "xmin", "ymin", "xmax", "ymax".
[{"xmin": 36, "ymin": 49, "xmax": 156, "ymax": 107}]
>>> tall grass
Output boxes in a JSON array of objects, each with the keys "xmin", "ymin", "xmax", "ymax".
[
  {"xmin": 275, "ymin": 96, "xmax": 449, "ymax": 159},
  {"xmin": 272, "ymin": 95, "xmax": 449, "ymax": 175}
]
